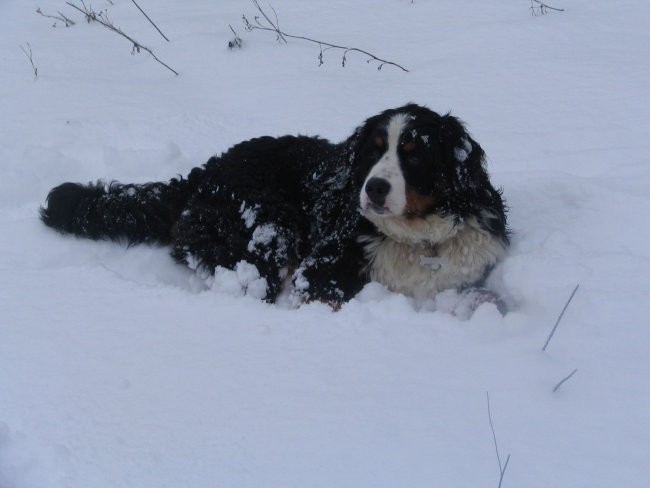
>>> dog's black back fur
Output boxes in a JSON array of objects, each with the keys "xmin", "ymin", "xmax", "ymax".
[{"xmin": 41, "ymin": 134, "xmax": 369, "ymax": 301}]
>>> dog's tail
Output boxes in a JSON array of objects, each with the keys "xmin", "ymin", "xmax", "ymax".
[{"xmin": 40, "ymin": 173, "xmax": 200, "ymax": 245}]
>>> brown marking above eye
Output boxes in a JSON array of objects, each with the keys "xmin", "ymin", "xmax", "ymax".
[
  {"xmin": 374, "ymin": 136, "xmax": 384, "ymax": 148},
  {"xmin": 402, "ymin": 141, "xmax": 417, "ymax": 153}
]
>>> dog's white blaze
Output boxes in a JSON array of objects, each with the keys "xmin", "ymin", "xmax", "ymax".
[
  {"xmin": 360, "ymin": 113, "xmax": 409, "ymax": 215},
  {"xmin": 362, "ymin": 215, "xmax": 507, "ymax": 300}
]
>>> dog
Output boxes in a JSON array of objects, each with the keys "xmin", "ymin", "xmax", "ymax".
[{"xmin": 40, "ymin": 104, "xmax": 508, "ymax": 307}]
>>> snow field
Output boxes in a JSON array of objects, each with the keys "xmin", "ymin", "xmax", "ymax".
[{"xmin": 1, "ymin": 0, "xmax": 650, "ymax": 487}]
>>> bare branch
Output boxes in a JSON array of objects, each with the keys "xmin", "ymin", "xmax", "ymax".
[
  {"xmin": 553, "ymin": 368, "xmax": 578, "ymax": 393},
  {"xmin": 500, "ymin": 454, "xmax": 511, "ymax": 488},
  {"xmin": 249, "ymin": 0, "xmax": 287, "ymax": 43},
  {"xmin": 36, "ymin": 7, "xmax": 76, "ymax": 27},
  {"xmin": 19, "ymin": 42, "xmax": 38, "ymax": 80},
  {"xmin": 530, "ymin": 0, "xmax": 565, "ymax": 16},
  {"xmin": 130, "ymin": 0, "xmax": 170, "ymax": 42},
  {"xmin": 487, "ymin": 392, "xmax": 503, "ymax": 472},
  {"xmin": 542, "ymin": 284, "xmax": 579, "ymax": 352},
  {"xmin": 487, "ymin": 392, "xmax": 511, "ymax": 488},
  {"xmin": 242, "ymin": 0, "xmax": 408, "ymax": 72},
  {"xmin": 228, "ymin": 24, "xmax": 242, "ymax": 49},
  {"xmin": 65, "ymin": 1, "xmax": 178, "ymax": 76}
]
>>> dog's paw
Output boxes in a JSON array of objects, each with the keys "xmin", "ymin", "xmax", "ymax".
[
  {"xmin": 455, "ymin": 288, "xmax": 507, "ymax": 318},
  {"xmin": 435, "ymin": 288, "xmax": 507, "ymax": 320}
]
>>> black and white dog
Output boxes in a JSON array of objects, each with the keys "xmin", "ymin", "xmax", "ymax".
[{"xmin": 41, "ymin": 104, "xmax": 508, "ymax": 307}]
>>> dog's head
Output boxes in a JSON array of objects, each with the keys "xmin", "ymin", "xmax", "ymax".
[{"xmin": 349, "ymin": 104, "xmax": 505, "ymax": 243}]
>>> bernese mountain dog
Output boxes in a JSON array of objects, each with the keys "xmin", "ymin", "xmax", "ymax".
[{"xmin": 40, "ymin": 104, "xmax": 508, "ymax": 308}]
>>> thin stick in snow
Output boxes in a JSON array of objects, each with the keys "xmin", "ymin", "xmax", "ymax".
[
  {"xmin": 130, "ymin": 0, "xmax": 170, "ymax": 42},
  {"xmin": 228, "ymin": 24, "xmax": 242, "ymax": 49},
  {"xmin": 242, "ymin": 0, "xmax": 409, "ymax": 72},
  {"xmin": 553, "ymin": 368, "xmax": 578, "ymax": 393},
  {"xmin": 66, "ymin": 1, "xmax": 178, "ymax": 76},
  {"xmin": 487, "ymin": 392, "xmax": 511, "ymax": 488},
  {"xmin": 530, "ymin": 0, "xmax": 565, "ymax": 16},
  {"xmin": 19, "ymin": 43, "xmax": 38, "ymax": 80},
  {"xmin": 36, "ymin": 8, "xmax": 76, "ymax": 27},
  {"xmin": 542, "ymin": 284, "xmax": 579, "ymax": 352}
]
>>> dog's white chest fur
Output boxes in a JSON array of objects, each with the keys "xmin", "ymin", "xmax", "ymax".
[{"xmin": 362, "ymin": 217, "xmax": 506, "ymax": 300}]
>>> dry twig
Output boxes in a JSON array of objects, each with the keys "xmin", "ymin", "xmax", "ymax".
[
  {"xmin": 66, "ymin": 0, "xmax": 178, "ymax": 76},
  {"xmin": 19, "ymin": 43, "xmax": 38, "ymax": 80},
  {"xmin": 487, "ymin": 392, "xmax": 511, "ymax": 488},
  {"xmin": 530, "ymin": 0, "xmax": 565, "ymax": 16},
  {"xmin": 228, "ymin": 24, "xmax": 242, "ymax": 49},
  {"xmin": 36, "ymin": 7, "xmax": 76, "ymax": 27},
  {"xmin": 130, "ymin": 0, "xmax": 170, "ymax": 42},
  {"xmin": 553, "ymin": 368, "xmax": 578, "ymax": 393},
  {"xmin": 242, "ymin": 0, "xmax": 408, "ymax": 72},
  {"xmin": 542, "ymin": 284, "xmax": 579, "ymax": 352}
]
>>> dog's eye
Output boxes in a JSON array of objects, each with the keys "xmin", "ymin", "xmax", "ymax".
[
  {"xmin": 364, "ymin": 135, "xmax": 385, "ymax": 159},
  {"xmin": 400, "ymin": 140, "xmax": 420, "ymax": 164},
  {"xmin": 402, "ymin": 141, "xmax": 417, "ymax": 153}
]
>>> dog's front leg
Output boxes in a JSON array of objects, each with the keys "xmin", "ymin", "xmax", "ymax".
[{"xmin": 290, "ymin": 238, "xmax": 367, "ymax": 308}]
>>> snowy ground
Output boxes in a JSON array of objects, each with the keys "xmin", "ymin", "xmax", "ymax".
[{"xmin": 1, "ymin": 1, "xmax": 650, "ymax": 487}]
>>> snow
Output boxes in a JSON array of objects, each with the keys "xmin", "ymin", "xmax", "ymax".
[
  {"xmin": 454, "ymin": 137, "xmax": 472, "ymax": 162},
  {"xmin": 209, "ymin": 261, "xmax": 268, "ymax": 300},
  {"xmin": 2, "ymin": 1, "xmax": 650, "ymax": 487},
  {"xmin": 247, "ymin": 224, "xmax": 278, "ymax": 252},
  {"xmin": 239, "ymin": 202, "xmax": 258, "ymax": 229}
]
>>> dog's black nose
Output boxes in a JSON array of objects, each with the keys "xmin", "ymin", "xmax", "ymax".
[{"xmin": 365, "ymin": 177, "xmax": 391, "ymax": 206}]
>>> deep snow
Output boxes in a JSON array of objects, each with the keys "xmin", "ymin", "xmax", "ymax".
[{"xmin": 1, "ymin": 1, "xmax": 650, "ymax": 487}]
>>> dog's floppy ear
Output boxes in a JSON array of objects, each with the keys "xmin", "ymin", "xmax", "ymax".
[
  {"xmin": 346, "ymin": 112, "xmax": 385, "ymax": 185},
  {"xmin": 438, "ymin": 114, "xmax": 508, "ymax": 236},
  {"xmin": 345, "ymin": 125, "xmax": 365, "ymax": 163},
  {"xmin": 346, "ymin": 113, "xmax": 383, "ymax": 158},
  {"xmin": 438, "ymin": 114, "xmax": 491, "ymax": 195}
]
